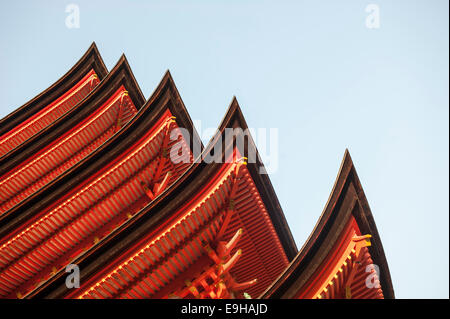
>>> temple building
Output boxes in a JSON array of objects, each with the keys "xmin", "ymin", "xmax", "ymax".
[{"xmin": 0, "ymin": 43, "xmax": 394, "ymax": 299}]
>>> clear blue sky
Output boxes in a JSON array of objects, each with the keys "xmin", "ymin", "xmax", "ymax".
[{"xmin": 0, "ymin": 0, "xmax": 448, "ymax": 298}]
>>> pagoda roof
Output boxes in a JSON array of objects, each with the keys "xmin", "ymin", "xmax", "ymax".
[
  {"xmin": 0, "ymin": 42, "xmax": 108, "ymax": 144},
  {"xmin": 29, "ymin": 97, "xmax": 297, "ymax": 299},
  {"xmin": 259, "ymin": 150, "xmax": 394, "ymax": 299},
  {"xmin": 0, "ymin": 71, "xmax": 201, "ymax": 298}
]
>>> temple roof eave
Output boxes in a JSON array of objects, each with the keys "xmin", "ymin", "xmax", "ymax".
[{"xmin": 259, "ymin": 149, "xmax": 395, "ymax": 299}]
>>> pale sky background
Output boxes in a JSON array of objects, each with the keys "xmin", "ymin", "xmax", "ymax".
[{"xmin": 0, "ymin": 0, "xmax": 448, "ymax": 298}]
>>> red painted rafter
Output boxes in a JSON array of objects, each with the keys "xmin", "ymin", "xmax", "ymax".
[
  {"xmin": 141, "ymin": 117, "xmax": 177, "ymax": 201},
  {"xmin": 0, "ymin": 87, "xmax": 137, "ymax": 214},
  {"xmin": 172, "ymin": 228, "xmax": 257, "ymax": 299}
]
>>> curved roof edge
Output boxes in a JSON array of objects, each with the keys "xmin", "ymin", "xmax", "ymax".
[
  {"xmin": 0, "ymin": 54, "xmax": 146, "ymax": 174},
  {"xmin": 0, "ymin": 42, "xmax": 108, "ymax": 135},
  {"xmin": 259, "ymin": 149, "xmax": 395, "ymax": 299},
  {"xmin": 0, "ymin": 69, "xmax": 199, "ymax": 253}
]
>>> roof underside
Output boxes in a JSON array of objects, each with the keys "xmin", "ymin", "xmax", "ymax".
[
  {"xmin": 0, "ymin": 70, "xmax": 100, "ymax": 158},
  {"xmin": 0, "ymin": 86, "xmax": 137, "ymax": 214},
  {"xmin": 5, "ymin": 70, "xmax": 201, "ymax": 299}
]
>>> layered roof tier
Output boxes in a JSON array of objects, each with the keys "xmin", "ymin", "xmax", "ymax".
[{"xmin": 260, "ymin": 150, "xmax": 394, "ymax": 299}]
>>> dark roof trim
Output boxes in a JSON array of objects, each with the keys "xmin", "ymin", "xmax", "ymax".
[
  {"xmin": 260, "ymin": 150, "xmax": 394, "ymax": 299},
  {"xmin": 0, "ymin": 42, "xmax": 108, "ymax": 136}
]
